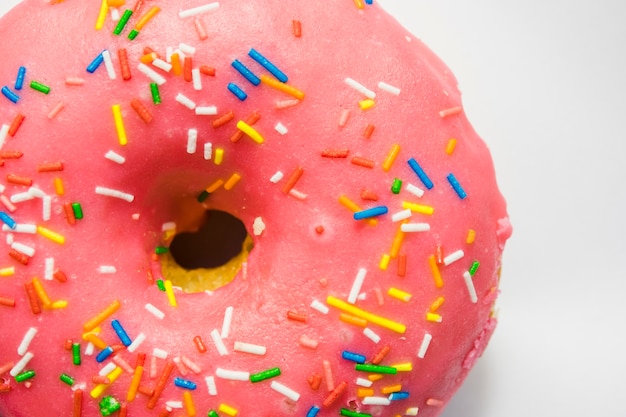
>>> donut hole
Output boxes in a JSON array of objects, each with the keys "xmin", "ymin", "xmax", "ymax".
[{"xmin": 161, "ymin": 209, "xmax": 253, "ymax": 293}]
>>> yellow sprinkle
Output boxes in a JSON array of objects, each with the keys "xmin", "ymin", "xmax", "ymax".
[
  {"xmin": 338, "ymin": 195, "xmax": 377, "ymax": 227},
  {"xmin": 379, "ymin": 253, "xmax": 391, "ymax": 270},
  {"xmin": 90, "ymin": 366, "xmax": 123, "ymax": 398},
  {"xmin": 219, "ymin": 403, "xmax": 238, "ymax": 417},
  {"xmin": 367, "ymin": 374, "xmax": 384, "ymax": 382},
  {"xmin": 446, "ymin": 138, "xmax": 457, "ymax": 155},
  {"xmin": 32, "ymin": 277, "xmax": 52, "ymax": 308},
  {"xmin": 183, "ymin": 391, "xmax": 197, "ymax": 417},
  {"xmin": 357, "ymin": 388, "xmax": 375, "ymax": 397},
  {"xmin": 37, "ymin": 226, "xmax": 66, "ymax": 244},
  {"xmin": 381, "ymin": 384, "xmax": 402, "ymax": 394},
  {"xmin": 429, "ymin": 296, "xmax": 445, "ymax": 312},
  {"xmin": 164, "ymin": 279, "xmax": 177, "ymax": 307},
  {"xmin": 388, "ymin": 287, "xmax": 412, "ymax": 302},
  {"xmin": 112, "ymin": 104, "xmax": 128, "ymax": 146},
  {"xmin": 392, "ymin": 362, "xmax": 413, "ymax": 372},
  {"xmin": 84, "ymin": 332, "xmax": 108, "ymax": 350},
  {"xmin": 402, "ymin": 201, "xmax": 434, "ymax": 215},
  {"xmin": 135, "ymin": 6, "xmax": 161, "ymax": 30},
  {"xmin": 236, "ymin": 120, "xmax": 265, "ymax": 144},
  {"xmin": 339, "ymin": 313, "xmax": 368, "ymax": 327},
  {"xmin": 389, "ymin": 226, "xmax": 405, "ymax": 259},
  {"xmin": 358, "ymin": 99, "xmax": 376, "ymax": 111},
  {"xmin": 382, "ymin": 143, "xmax": 401, "ymax": 172},
  {"xmin": 353, "ymin": 0, "xmax": 365, "ymax": 9},
  {"xmin": 51, "ymin": 300, "xmax": 69, "ymax": 309},
  {"xmin": 95, "ymin": 0, "xmax": 109, "ymax": 30},
  {"xmin": 214, "ymin": 148, "xmax": 224, "ymax": 165},
  {"xmin": 53, "ymin": 177, "xmax": 65, "ymax": 196},
  {"xmin": 466, "ymin": 229, "xmax": 476, "ymax": 244},
  {"xmin": 260, "ymin": 75, "xmax": 305, "ymax": 100},
  {"xmin": 327, "ymin": 296, "xmax": 406, "ymax": 334},
  {"xmin": 224, "ymin": 173, "xmax": 242, "ymax": 190},
  {"xmin": 206, "ymin": 179, "xmax": 225, "ymax": 193},
  {"xmin": 426, "ymin": 312, "xmax": 442, "ymax": 323},
  {"xmin": 0, "ymin": 266, "xmax": 15, "ymax": 277},
  {"xmin": 428, "ymin": 254, "xmax": 443, "ymax": 288}
]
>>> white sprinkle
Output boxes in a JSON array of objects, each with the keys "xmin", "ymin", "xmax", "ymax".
[
  {"xmin": 176, "ymin": 93, "xmax": 196, "ymax": 110},
  {"xmin": 406, "ymin": 183, "xmax": 425, "ymax": 198},
  {"xmin": 162, "ymin": 222, "xmax": 176, "ymax": 232},
  {"xmin": 310, "ymin": 299, "xmax": 329, "ymax": 315},
  {"xmin": 152, "ymin": 348, "xmax": 169, "ymax": 359},
  {"xmin": 28, "ymin": 186, "xmax": 46, "ymax": 198},
  {"xmin": 363, "ymin": 397, "xmax": 391, "ymax": 406},
  {"xmin": 401, "ymin": 223, "xmax": 431, "ymax": 233},
  {"xmin": 220, "ymin": 306, "xmax": 234, "ymax": 339},
  {"xmin": 137, "ymin": 63, "xmax": 166, "ymax": 85},
  {"xmin": 270, "ymin": 171, "xmax": 284, "ymax": 183},
  {"xmin": 344, "ymin": 77, "xmax": 376, "ymax": 99},
  {"xmin": 348, "ymin": 268, "xmax": 367, "ymax": 304},
  {"xmin": 152, "ymin": 58, "xmax": 173, "ymax": 73},
  {"xmin": 102, "ymin": 50, "xmax": 117, "ymax": 80},
  {"xmin": 363, "ymin": 327, "xmax": 381, "ymax": 344},
  {"xmin": 42, "ymin": 195, "xmax": 52, "ymax": 221},
  {"xmin": 356, "ymin": 377, "xmax": 373, "ymax": 387},
  {"xmin": 252, "ymin": 217, "xmax": 265, "ymax": 236},
  {"xmin": 0, "ymin": 124, "xmax": 10, "ymax": 149},
  {"xmin": 391, "ymin": 208, "xmax": 412, "ymax": 222},
  {"xmin": 204, "ymin": 142, "xmax": 213, "ymax": 160},
  {"xmin": 443, "ymin": 249, "xmax": 465, "ymax": 266},
  {"xmin": 127, "ymin": 332, "xmax": 146, "ymax": 353},
  {"xmin": 145, "ymin": 303, "xmax": 165, "ymax": 320},
  {"xmin": 110, "ymin": 7, "xmax": 121, "ymax": 21},
  {"xmin": 187, "ymin": 128, "xmax": 198, "ymax": 154},
  {"xmin": 417, "ymin": 333, "xmax": 433, "ymax": 359},
  {"xmin": 274, "ymin": 122, "xmax": 288, "ymax": 135},
  {"xmin": 84, "ymin": 342, "xmax": 95, "ymax": 356},
  {"xmin": 95, "ymin": 186, "xmax": 134, "ymax": 202},
  {"xmin": 165, "ymin": 401, "xmax": 183, "ymax": 409},
  {"xmin": 211, "ymin": 329, "xmax": 228, "ymax": 356},
  {"xmin": 10, "ymin": 352, "xmax": 33, "ymax": 376},
  {"xmin": 179, "ymin": 43, "xmax": 196, "ymax": 56},
  {"xmin": 215, "ymin": 367, "xmax": 249, "ymax": 381},
  {"xmin": 233, "ymin": 341, "xmax": 267, "ymax": 356},
  {"xmin": 17, "ymin": 328, "xmax": 38, "ymax": 356},
  {"xmin": 0, "ymin": 184, "xmax": 5, "ymax": 193},
  {"xmin": 5, "ymin": 233, "xmax": 13, "ymax": 245},
  {"xmin": 192, "ymin": 68, "xmax": 203, "ymax": 90},
  {"xmin": 105, "ymin": 150, "xmax": 126, "ymax": 164},
  {"xmin": 195, "ymin": 106, "xmax": 217, "ymax": 116},
  {"xmin": 11, "ymin": 242, "xmax": 35, "ymax": 257},
  {"xmin": 378, "ymin": 81, "xmax": 401, "ymax": 96},
  {"xmin": 205, "ymin": 376, "xmax": 217, "ymax": 395},
  {"xmin": 98, "ymin": 362, "xmax": 117, "ymax": 377},
  {"xmin": 406, "ymin": 407, "xmax": 419, "ymax": 416},
  {"xmin": 10, "ymin": 191, "xmax": 35, "ymax": 204},
  {"xmin": 179, "ymin": 2, "xmax": 220, "ymax": 19},
  {"xmin": 270, "ymin": 381, "xmax": 300, "ymax": 402},
  {"xmin": 98, "ymin": 265, "xmax": 117, "ymax": 274},
  {"xmin": 2, "ymin": 224, "xmax": 36, "ymax": 233},
  {"xmin": 463, "ymin": 271, "xmax": 478, "ymax": 303},
  {"xmin": 44, "ymin": 257, "xmax": 54, "ymax": 280}
]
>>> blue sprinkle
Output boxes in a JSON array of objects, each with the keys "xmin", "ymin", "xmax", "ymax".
[
  {"xmin": 306, "ymin": 406, "xmax": 320, "ymax": 417},
  {"xmin": 353, "ymin": 206, "xmax": 388, "ymax": 220},
  {"xmin": 248, "ymin": 48, "xmax": 288, "ymax": 83},
  {"xmin": 111, "ymin": 319, "xmax": 132, "ymax": 347},
  {"xmin": 174, "ymin": 377, "xmax": 197, "ymax": 390},
  {"xmin": 407, "ymin": 158, "xmax": 434, "ymax": 189},
  {"xmin": 365, "ymin": 0, "xmax": 374, "ymax": 4},
  {"xmin": 0, "ymin": 212, "xmax": 17, "ymax": 229},
  {"xmin": 86, "ymin": 51, "xmax": 105, "ymax": 73},
  {"xmin": 15, "ymin": 67, "xmax": 26, "ymax": 90},
  {"xmin": 227, "ymin": 82, "xmax": 248, "ymax": 101},
  {"xmin": 95, "ymin": 346, "xmax": 114, "ymax": 363},
  {"xmin": 341, "ymin": 350, "xmax": 367, "ymax": 364},
  {"xmin": 389, "ymin": 391, "xmax": 410, "ymax": 400},
  {"xmin": 1, "ymin": 86, "xmax": 20, "ymax": 104},
  {"xmin": 231, "ymin": 59, "xmax": 261, "ymax": 86},
  {"xmin": 447, "ymin": 173, "xmax": 467, "ymax": 199}
]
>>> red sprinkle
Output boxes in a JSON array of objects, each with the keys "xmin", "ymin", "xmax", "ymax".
[
  {"xmin": 397, "ymin": 253, "xmax": 407, "ymax": 277},
  {"xmin": 231, "ymin": 112, "xmax": 261, "ymax": 142},
  {"xmin": 147, "ymin": 361, "xmax": 174, "ymax": 409},
  {"xmin": 6, "ymin": 174, "xmax": 33, "ymax": 186},
  {"xmin": 281, "ymin": 166, "xmax": 304, "ymax": 194},
  {"xmin": 130, "ymin": 98, "xmax": 153, "ymax": 124},
  {"xmin": 64, "ymin": 339, "xmax": 74, "ymax": 350},
  {"xmin": 8, "ymin": 113, "xmax": 25, "ymax": 137},
  {"xmin": 133, "ymin": 0, "xmax": 145, "ymax": 15},
  {"xmin": 159, "ymin": 408, "xmax": 172, "ymax": 417},
  {"xmin": 92, "ymin": 375, "xmax": 111, "ymax": 384},
  {"xmin": 292, "ymin": 20, "xmax": 302, "ymax": 37},
  {"xmin": 199, "ymin": 65, "xmax": 216, "ymax": 77},
  {"xmin": 321, "ymin": 149, "xmax": 349, "ymax": 158},
  {"xmin": 24, "ymin": 282, "xmax": 40, "ymax": 314},
  {"xmin": 119, "ymin": 403, "xmax": 128, "ymax": 417},
  {"xmin": 435, "ymin": 245, "xmax": 444, "ymax": 265},
  {"xmin": 351, "ymin": 156, "xmax": 375, "ymax": 169},
  {"xmin": 315, "ymin": 226, "xmax": 325, "ymax": 235},
  {"xmin": 287, "ymin": 311, "xmax": 307, "ymax": 323},
  {"xmin": 308, "ymin": 373, "xmax": 322, "ymax": 390},
  {"xmin": 73, "ymin": 390, "xmax": 83, "ymax": 417},
  {"xmin": 212, "ymin": 110, "xmax": 235, "ymax": 128},
  {"xmin": 138, "ymin": 385, "xmax": 155, "ymax": 397},
  {"xmin": 193, "ymin": 336, "xmax": 207, "ymax": 353},
  {"xmin": 136, "ymin": 352, "xmax": 147, "ymax": 367},
  {"xmin": 119, "ymin": 48, "xmax": 132, "ymax": 81},
  {"xmin": 184, "ymin": 57, "xmax": 193, "ymax": 82},
  {"xmin": 323, "ymin": 381, "xmax": 348, "ymax": 407},
  {"xmin": 37, "ymin": 162, "xmax": 64, "ymax": 172},
  {"xmin": 0, "ymin": 296, "xmax": 16, "ymax": 307},
  {"xmin": 363, "ymin": 124, "xmax": 375, "ymax": 139},
  {"xmin": 0, "ymin": 151, "xmax": 23, "ymax": 159},
  {"xmin": 63, "ymin": 202, "xmax": 77, "ymax": 225},
  {"xmin": 54, "ymin": 269, "xmax": 68, "ymax": 283},
  {"xmin": 371, "ymin": 345, "xmax": 391, "ymax": 365},
  {"xmin": 0, "ymin": 383, "xmax": 11, "ymax": 393},
  {"xmin": 359, "ymin": 189, "xmax": 379, "ymax": 201},
  {"xmin": 11, "ymin": 248, "xmax": 31, "ymax": 265}
]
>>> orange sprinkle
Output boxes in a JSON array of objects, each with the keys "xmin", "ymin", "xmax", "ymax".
[
  {"xmin": 183, "ymin": 391, "xmax": 196, "ymax": 417},
  {"xmin": 24, "ymin": 282, "xmax": 40, "ymax": 314},
  {"xmin": 321, "ymin": 149, "xmax": 349, "ymax": 158},
  {"xmin": 32, "ymin": 277, "xmax": 52, "ymax": 308},
  {"xmin": 10, "ymin": 248, "xmax": 30, "ymax": 265},
  {"xmin": 205, "ymin": 179, "xmax": 224, "ymax": 193},
  {"xmin": 147, "ymin": 360, "xmax": 174, "ymax": 409},
  {"xmin": 371, "ymin": 345, "xmax": 391, "ymax": 365},
  {"xmin": 107, "ymin": 0, "xmax": 125, "ymax": 6},
  {"xmin": 0, "ymin": 296, "xmax": 16, "ymax": 307},
  {"xmin": 339, "ymin": 313, "xmax": 367, "ymax": 327},
  {"xmin": 446, "ymin": 138, "xmax": 457, "ymax": 155},
  {"xmin": 8, "ymin": 113, "xmax": 25, "ymax": 137},
  {"xmin": 54, "ymin": 177, "xmax": 65, "ymax": 195},
  {"xmin": 135, "ymin": 6, "xmax": 161, "ymax": 31},
  {"xmin": 63, "ymin": 339, "xmax": 74, "ymax": 350},
  {"xmin": 193, "ymin": 336, "xmax": 207, "ymax": 353},
  {"xmin": 92, "ymin": 375, "xmax": 110, "ymax": 385},
  {"xmin": 130, "ymin": 98, "xmax": 153, "ymax": 124},
  {"xmin": 351, "ymin": 156, "xmax": 375, "ymax": 169},
  {"xmin": 140, "ymin": 52, "xmax": 157, "ymax": 64},
  {"xmin": 223, "ymin": 173, "xmax": 242, "ymax": 191},
  {"xmin": 363, "ymin": 124, "xmax": 375, "ymax": 139},
  {"xmin": 287, "ymin": 311, "xmax": 307, "ymax": 323},
  {"xmin": 357, "ymin": 388, "xmax": 374, "ymax": 397},
  {"xmin": 127, "ymin": 364, "xmax": 144, "ymax": 402},
  {"xmin": 428, "ymin": 255, "xmax": 443, "ymax": 288},
  {"xmin": 183, "ymin": 56, "xmax": 193, "ymax": 82},
  {"xmin": 118, "ymin": 48, "xmax": 132, "ymax": 81},
  {"xmin": 281, "ymin": 166, "xmax": 304, "ymax": 194},
  {"xmin": 466, "ymin": 229, "xmax": 476, "ymax": 244},
  {"xmin": 381, "ymin": 384, "xmax": 402, "ymax": 394},
  {"xmin": 382, "ymin": 144, "xmax": 401, "ymax": 172},
  {"xmin": 260, "ymin": 75, "xmax": 305, "ymax": 100},
  {"xmin": 64, "ymin": 202, "xmax": 77, "ymax": 225},
  {"xmin": 430, "ymin": 296, "xmax": 445, "ymax": 312},
  {"xmin": 315, "ymin": 225, "xmax": 325, "ymax": 235},
  {"xmin": 171, "ymin": 53, "xmax": 182, "ymax": 76},
  {"xmin": 7, "ymin": 174, "xmax": 33, "ymax": 186},
  {"xmin": 360, "ymin": 189, "xmax": 379, "ymax": 201},
  {"xmin": 83, "ymin": 299, "xmax": 122, "ymax": 332},
  {"xmin": 389, "ymin": 227, "xmax": 405, "ymax": 258},
  {"xmin": 194, "ymin": 17, "xmax": 208, "ymax": 40},
  {"xmin": 212, "ymin": 110, "xmax": 235, "ymax": 128},
  {"xmin": 231, "ymin": 111, "xmax": 261, "ymax": 142},
  {"xmin": 0, "ymin": 151, "xmax": 23, "ymax": 159},
  {"xmin": 84, "ymin": 333, "xmax": 108, "ymax": 350},
  {"xmin": 73, "ymin": 389, "xmax": 83, "ymax": 417},
  {"xmin": 308, "ymin": 373, "xmax": 322, "ymax": 390},
  {"xmin": 323, "ymin": 381, "xmax": 348, "ymax": 407},
  {"xmin": 368, "ymin": 374, "xmax": 384, "ymax": 382},
  {"xmin": 199, "ymin": 65, "xmax": 216, "ymax": 76},
  {"xmin": 292, "ymin": 20, "xmax": 302, "ymax": 37},
  {"xmin": 397, "ymin": 253, "xmax": 407, "ymax": 277},
  {"xmin": 353, "ymin": 0, "xmax": 365, "ymax": 9},
  {"xmin": 54, "ymin": 269, "xmax": 68, "ymax": 283},
  {"xmin": 138, "ymin": 385, "xmax": 154, "ymax": 397},
  {"xmin": 37, "ymin": 162, "xmax": 64, "ymax": 172}
]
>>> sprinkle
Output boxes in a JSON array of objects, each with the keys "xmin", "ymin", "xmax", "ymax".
[
  {"xmin": 65, "ymin": 77, "xmax": 86, "ymax": 86},
  {"xmin": 186, "ymin": 128, "xmax": 198, "ymax": 154},
  {"xmin": 15, "ymin": 369, "xmax": 36, "ymax": 383},
  {"xmin": 183, "ymin": 391, "xmax": 196, "ymax": 416},
  {"xmin": 7, "ymin": 173, "xmax": 32, "ymax": 186},
  {"xmin": 250, "ymin": 367, "xmax": 281, "ymax": 383},
  {"xmin": 96, "ymin": 346, "xmax": 115, "ymax": 363},
  {"xmin": 275, "ymin": 122, "xmax": 288, "ymax": 135},
  {"xmin": 174, "ymin": 377, "xmax": 197, "ymax": 390},
  {"xmin": 391, "ymin": 209, "xmax": 411, "ymax": 223},
  {"xmin": 339, "ymin": 313, "xmax": 367, "ymax": 327},
  {"xmin": 249, "ymin": 48, "xmax": 288, "ymax": 82},
  {"xmin": 443, "ymin": 249, "xmax": 464, "ymax": 266},
  {"xmin": 426, "ymin": 312, "xmax": 442, "ymax": 322},
  {"xmin": 447, "ymin": 173, "xmax": 467, "ymax": 199},
  {"xmin": 101, "ymin": 50, "xmax": 117, "ymax": 79},
  {"xmin": 196, "ymin": 106, "xmax": 218, "ymax": 116},
  {"xmin": 407, "ymin": 158, "xmax": 434, "ymax": 189},
  {"xmin": 146, "ymin": 361, "xmax": 174, "ymax": 409},
  {"xmin": 95, "ymin": 186, "xmax": 134, "ymax": 202},
  {"xmin": 110, "ymin": 104, "xmax": 129, "ymax": 146},
  {"xmin": 308, "ymin": 373, "xmax": 322, "ymax": 390},
  {"xmin": 323, "ymin": 381, "xmax": 348, "ymax": 407},
  {"xmin": 71, "ymin": 342, "xmax": 81, "ymax": 365},
  {"xmin": 327, "ymin": 296, "xmax": 406, "ymax": 333},
  {"xmin": 287, "ymin": 311, "xmax": 307, "ymax": 322},
  {"xmin": 210, "ymin": 329, "xmax": 228, "ymax": 356},
  {"xmin": 134, "ymin": 6, "xmax": 161, "ymax": 30},
  {"xmin": 359, "ymin": 99, "xmax": 375, "ymax": 111},
  {"xmin": 36, "ymin": 226, "xmax": 65, "ymax": 244},
  {"xmin": 430, "ymin": 297, "xmax": 445, "ymax": 312},
  {"xmin": 24, "ymin": 282, "xmax": 40, "ymax": 314},
  {"xmin": 439, "ymin": 106, "xmax": 463, "ymax": 118},
  {"xmin": 37, "ymin": 162, "xmax": 64, "ymax": 172},
  {"xmin": 378, "ymin": 81, "xmax": 401, "ymax": 95},
  {"xmin": 236, "ymin": 120, "xmax": 264, "ymax": 144},
  {"xmin": 8, "ymin": 113, "xmax": 25, "ymax": 136},
  {"xmin": 351, "ymin": 156, "xmax": 375, "ymax": 168},
  {"xmin": 345, "ymin": 78, "xmax": 376, "ymax": 99},
  {"xmin": 379, "ymin": 254, "xmax": 390, "ymax": 270},
  {"xmin": 260, "ymin": 75, "xmax": 305, "ymax": 100},
  {"xmin": 353, "ymin": 0, "xmax": 365, "ymax": 9},
  {"xmin": 149, "ymin": 83, "xmax": 162, "ymax": 105},
  {"xmin": 400, "ymin": 223, "xmax": 430, "ymax": 233},
  {"xmin": 73, "ymin": 390, "xmax": 83, "ymax": 417},
  {"xmin": 31, "ymin": 277, "xmax": 53, "ymax": 308},
  {"xmin": 281, "ymin": 166, "xmax": 304, "ymax": 194},
  {"xmin": 270, "ymin": 380, "xmax": 300, "ymax": 401},
  {"xmin": 83, "ymin": 300, "xmax": 121, "ymax": 332},
  {"xmin": 87, "ymin": 51, "xmax": 105, "ymax": 73},
  {"xmin": 71, "ymin": 202, "xmax": 84, "ymax": 220},
  {"xmin": 171, "ymin": 53, "xmax": 182, "ymax": 76},
  {"xmin": 338, "ymin": 195, "xmax": 377, "ymax": 226},
  {"xmin": 340, "ymin": 409, "xmax": 371, "ymax": 417},
  {"xmin": 371, "ymin": 345, "xmax": 391, "ymax": 365},
  {"xmin": 292, "ymin": 20, "xmax": 302, "ymax": 37},
  {"xmin": 194, "ymin": 17, "xmax": 209, "ymax": 40},
  {"xmin": 355, "ymin": 364, "xmax": 397, "ymax": 374},
  {"xmin": 233, "ymin": 341, "xmax": 266, "ymax": 355},
  {"xmin": 231, "ymin": 59, "xmax": 261, "ymax": 85},
  {"xmin": 275, "ymin": 98, "xmax": 300, "ymax": 109},
  {"xmin": 130, "ymin": 98, "xmax": 153, "ymax": 123},
  {"xmin": 389, "ymin": 226, "xmax": 405, "ymax": 258},
  {"xmin": 427, "ymin": 254, "xmax": 444, "ymax": 288},
  {"xmin": 269, "ymin": 171, "xmax": 284, "ymax": 183},
  {"xmin": 30, "ymin": 81, "xmax": 51, "ymax": 94},
  {"xmin": 445, "ymin": 138, "xmax": 457, "ymax": 155},
  {"xmin": 214, "ymin": 148, "xmax": 225, "ymax": 165},
  {"xmin": 60, "ymin": 372, "xmax": 75, "ymax": 386},
  {"xmin": 163, "ymin": 280, "xmax": 177, "ymax": 307},
  {"xmin": 306, "ymin": 406, "xmax": 320, "ymax": 417},
  {"xmin": 138, "ymin": 63, "xmax": 166, "ymax": 85},
  {"xmin": 212, "ymin": 110, "xmax": 235, "ymax": 128},
  {"xmin": 463, "ymin": 271, "xmax": 478, "ymax": 303},
  {"xmin": 469, "ymin": 260, "xmax": 480, "ymax": 276},
  {"xmin": 348, "ymin": 268, "xmax": 367, "ymax": 304},
  {"xmin": 363, "ymin": 397, "xmax": 391, "ymax": 406},
  {"xmin": 402, "ymin": 201, "xmax": 434, "ymax": 215},
  {"xmin": 200, "ymin": 65, "xmax": 216, "ymax": 76},
  {"xmin": 0, "ymin": 266, "xmax": 16, "ymax": 275},
  {"xmin": 383, "ymin": 144, "xmax": 401, "ymax": 172},
  {"xmin": 111, "ymin": 319, "xmax": 132, "ymax": 346},
  {"xmin": 179, "ymin": 2, "xmax": 220, "ymax": 19},
  {"xmin": 193, "ymin": 336, "xmax": 207, "ymax": 353},
  {"xmin": 321, "ymin": 149, "xmax": 349, "ymax": 158},
  {"xmin": 221, "ymin": 306, "xmax": 234, "ymax": 338},
  {"xmin": 0, "ymin": 212, "xmax": 17, "ymax": 229},
  {"xmin": 95, "ymin": 0, "xmax": 109, "ymax": 30},
  {"xmin": 14, "ymin": 66, "xmax": 26, "ymax": 90},
  {"xmin": 342, "ymin": 351, "xmax": 366, "ymax": 364},
  {"xmin": 388, "ymin": 287, "xmax": 412, "ymax": 302},
  {"xmin": 183, "ymin": 56, "xmax": 192, "ymax": 80},
  {"xmin": 17, "ymin": 327, "xmax": 38, "ymax": 356},
  {"xmin": 218, "ymin": 403, "xmax": 238, "ymax": 417},
  {"xmin": 10, "ymin": 248, "xmax": 31, "ymax": 265},
  {"xmin": 47, "ymin": 102, "xmax": 65, "ymax": 119},
  {"xmin": 357, "ymin": 388, "xmax": 375, "ymax": 397},
  {"xmin": 0, "ymin": 296, "xmax": 16, "ymax": 307},
  {"xmin": 298, "ymin": 335, "xmax": 319, "ymax": 349},
  {"xmin": 338, "ymin": 109, "xmax": 351, "ymax": 127},
  {"xmin": 322, "ymin": 360, "xmax": 335, "ymax": 391},
  {"xmin": 354, "ymin": 206, "xmax": 388, "ymax": 220},
  {"xmin": 118, "ymin": 49, "xmax": 131, "ymax": 80},
  {"xmin": 216, "ymin": 368, "xmax": 249, "ymax": 381},
  {"xmin": 10, "ymin": 352, "xmax": 34, "ymax": 376},
  {"xmin": 227, "ymin": 82, "xmax": 247, "ymax": 100}
]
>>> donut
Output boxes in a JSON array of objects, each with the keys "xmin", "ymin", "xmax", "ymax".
[{"xmin": 0, "ymin": 1, "xmax": 512, "ymax": 417}]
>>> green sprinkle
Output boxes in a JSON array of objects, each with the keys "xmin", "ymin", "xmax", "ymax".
[
  {"xmin": 113, "ymin": 9, "xmax": 133, "ymax": 35},
  {"xmin": 128, "ymin": 29, "xmax": 139, "ymax": 40},
  {"xmin": 197, "ymin": 190, "xmax": 210, "ymax": 203},
  {"xmin": 340, "ymin": 409, "xmax": 372, "ymax": 417},
  {"xmin": 469, "ymin": 260, "xmax": 480, "ymax": 276},
  {"xmin": 99, "ymin": 396, "xmax": 121, "ymax": 416},
  {"xmin": 72, "ymin": 202, "xmax": 84, "ymax": 220},
  {"xmin": 354, "ymin": 364, "xmax": 397, "ymax": 374},
  {"xmin": 60, "ymin": 373, "xmax": 75, "ymax": 386},
  {"xmin": 391, "ymin": 178, "xmax": 402, "ymax": 194},
  {"xmin": 155, "ymin": 246, "xmax": 169, "ymax": 255},
  {"xmin": 250, "ymin": 367, "xmax": 281, "ymax": 383},
  {"xmin": 72, "ymin": 342, "xmax": 81, "ymax": 365},
  {"xmin": 150, "ymin": 82, "xmax": 161, "ymax": 104},
  {"xmin": 30, "ymin": 81, "xmax": 51, "ymax": 94},
  {"xmin": 156, "ymin": 279, "xmax": 166, "ymax": 291},
  {"xmin": 15, "ymin": 370, "xmax": 35, "ymax": 382},
  {"xmin": 208, "ymin": 411, "xmax": 219, "ymax": 417}
]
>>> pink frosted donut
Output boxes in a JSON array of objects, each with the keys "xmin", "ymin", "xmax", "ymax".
[{"xmin": 0, "ymin": 1, "xmax": 511, "ymax": 417}]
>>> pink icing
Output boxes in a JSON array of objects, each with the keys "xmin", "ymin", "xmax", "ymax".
[{"xmin": 0, "ymin": 1, "xmax": 510, "ymax": 417}]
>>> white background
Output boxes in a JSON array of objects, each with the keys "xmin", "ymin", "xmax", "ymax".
[{"xmin": 1, "ymin": 1, "xmax": 625, "ymax": 416}]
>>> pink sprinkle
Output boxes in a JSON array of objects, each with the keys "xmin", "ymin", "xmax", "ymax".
[
  {"xmin": 373, "ymin": 287, "xmax": 384, "ymax": 306},
  {"xmin": 113, "ymin": 355, "xmax": 134, "ymax": 374},
  {"xmin": 0, "ymin": 195, "xmax": 17, "ymax": 212},
  {"xmin": 150, "ymin": 355, "xmax": 158, "ymax": 379},
  {"xmin": 194, "ymin": 17, "xmax": 208, "ymax": 40},
  {"xmin": 439, "ymin": 106, "xmax": 463, "ymax": 118},
  {"xmin": 298, "ymin": 335, "xmax": 319, "ymax": 350},
  {"xmin": 322, "ymin": 360, "xmax": 334, "ymax": 392},
  {"xmin": 289, "ymin": 188, "xmax": 307, "ymax": 200},
  {"xmin": 275, "ymin": 99, "xmax": 300, "ymax": 109},
  {"xmin": 338, "ymin": 109, "xmax": 350, "ymax": 127},
  {"xmin": 181, "ymin": 356, "xmax": 202, "ymax": 374},
  {"xmin": 47, "ymin": 102, "xmax": 65, "ymax": 119},
  {"xmin": 426, "ymin": 398, "xmax": 444, "ymax": 407},
  {"xmin": 65, "ymin": 77, "xmax": 85, "ymax": 86},
  {"xmin": 0, "ymin": 361, "xmax": 15, "ymax": 375},
  {"xmin": 173, "ymin": 356, "xmax": 190, "ymax": 376}
]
